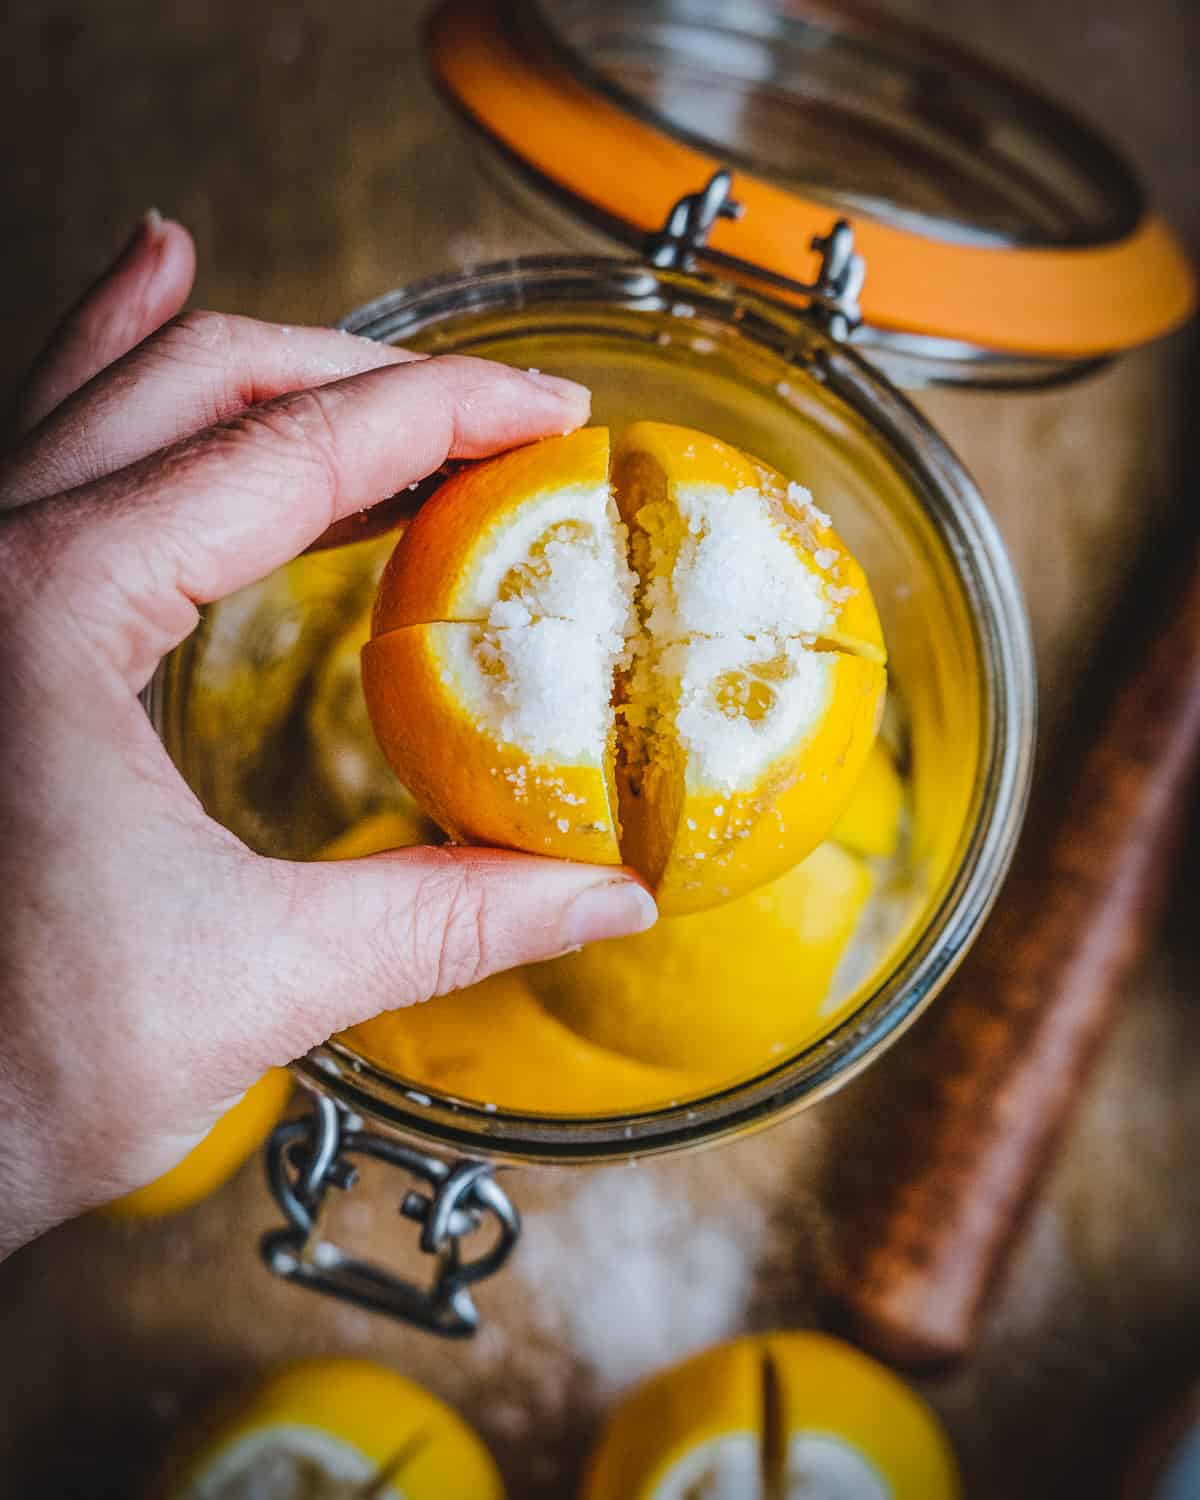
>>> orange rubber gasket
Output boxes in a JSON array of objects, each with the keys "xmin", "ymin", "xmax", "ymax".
[{"xmin": 430, "ymin": 0, "xmax": 1194, "ymax": 358}]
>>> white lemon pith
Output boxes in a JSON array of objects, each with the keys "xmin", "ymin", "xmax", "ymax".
[
  {"xmin": 184, "ymin": 1427, "xmax": 399, "ymax": 1499},
  {"xmin": 363, "ymin": 424, "xmax": 887, "ymax": 914},
  {"xmin": 650, "ymin": 1432, "xmax": 889, "ymax": 1500}
]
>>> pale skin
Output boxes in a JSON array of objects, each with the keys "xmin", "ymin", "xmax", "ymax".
[{"xmin": 0, "ymin": 213, "xmax": 657, "ymax": 1260}]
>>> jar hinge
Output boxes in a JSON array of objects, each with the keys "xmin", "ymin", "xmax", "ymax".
[
  {"xmin": 260, "ymin": 1090, "xmax": 520, "ymax": 1337},
  {"xmin": 645, "ymin": 168, "xmax": 865, "ymax": 340}
]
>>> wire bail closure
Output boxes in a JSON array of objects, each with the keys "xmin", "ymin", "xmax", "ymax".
[
  {"xmin": 260, "ymin": 1091, "xmax": 521, "ymax": 1337},
  {"xmin": 645, "ymin": 168, "xmax": 866, "ymax": 341}
]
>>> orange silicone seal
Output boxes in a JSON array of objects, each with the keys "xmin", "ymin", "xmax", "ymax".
[{"xmin": 429, "ymin": 0, "xmax": 1194, "ymax": 359}]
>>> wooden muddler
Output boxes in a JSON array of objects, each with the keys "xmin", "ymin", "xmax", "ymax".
[{"xmin": 828, "ymin": 537, "xmax": 1200, "ymax": 1368}]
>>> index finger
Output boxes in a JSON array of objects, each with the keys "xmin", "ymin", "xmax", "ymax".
[{"xmin": 17, "ymin": 355, "xmax": 589, "ymax": 691}]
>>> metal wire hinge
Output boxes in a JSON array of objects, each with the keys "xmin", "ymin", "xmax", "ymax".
[
  {"xmin": 260, "ymin": 1092, "xmax": 520, "ymax": 1337},
  {"xmin": 644, "ymin": 167, "xmax": 866, "ymax": 340}
]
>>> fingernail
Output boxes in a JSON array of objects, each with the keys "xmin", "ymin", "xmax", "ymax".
[
  {"xmin": 562, "ymin": 879, "xmax": 658, "ymax": 947},
  {"xmin": 112, "ymin": 208, "xmax": 167, "ymax": 269},
  {"xmin": 522, "ymin": 369, "xmax": 591, "ymax": 407}
]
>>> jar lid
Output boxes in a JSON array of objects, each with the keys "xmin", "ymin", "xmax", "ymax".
[{"xmin": 427, "ymin": 0, "xmax": 1194, "ymax": 384}]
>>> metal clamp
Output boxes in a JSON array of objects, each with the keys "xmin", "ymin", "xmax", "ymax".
[
  {"xmin": 644, "ymin": 168, "xmax": 866, "ymax": 340},
  {"xmin": 261, "ymin": 1092, "xmax": 520, "ymax": 1338},
  {"xmin": 646, "ymin": 166, "xmax": 745, "ymax": 269}
]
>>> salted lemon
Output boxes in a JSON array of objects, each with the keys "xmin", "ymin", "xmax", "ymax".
[
  {"xmin": 150, "ymin": 1357, "xmax": 502, "ymax": 1499},
  {"xmin": 528, "ymin": 840, "xmax": 873, "ymax": 1078},
  {"xmin": 320, "ymin": 818, "xmax": 692, "ymax": 1112},
  {"xmin": 363, "ymin": 427, "xmax": 630, "ymax": 869},
  {"xmin": 102, "ymin": 1069, "xmax": 292, "ymax": 1221},
  {"xmin": 583, "ymin": 1333, "xmax": 960, "ymax": 1500},
  {"xmin": 362, "ymin": 423, "xmax": 886, "ymax": 915}
]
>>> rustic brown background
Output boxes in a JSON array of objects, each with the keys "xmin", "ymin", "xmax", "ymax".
[{"xmin": 1, "ymin": 2, "xmax": 1197, "ymax": 1496}]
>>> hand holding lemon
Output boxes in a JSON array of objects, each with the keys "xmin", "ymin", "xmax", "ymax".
[
  {"xmin": 363, "ymin": 422, "xmax": 887, "ymax": 915},
  {"xmin": 0, "ymin": 221, "xmax": 665, "ymax": 1262}
]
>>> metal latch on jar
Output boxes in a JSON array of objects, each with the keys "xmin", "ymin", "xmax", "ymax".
[
  {"xmin": 645, "ymin": 168, "xmax": 866, "ymax": 341},
  {"xmin": 261, "ymin": 1091, "xmax": 520, "ymax": 1337}
]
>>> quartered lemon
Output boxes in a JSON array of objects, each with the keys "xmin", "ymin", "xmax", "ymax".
[
  {"xmin": 102, "ymin": 1069, "xmax": 292, "ymax": 1221},
  {"xmin": 583, "ymin": 1333, "xmax": 960, "ymax": 1500},
  {"xmin": 362, "ymin": 423, "xmax": 886, "ymax": 915},
  {"xmin": 150, "ymin": 1358, "xmax": 502, "ymax": 1499},
  {"xmin": 527, "ymin": 840, "xmax": 873, "ymax": 1078},
  {"xmin": 319, "ymin": 820, "xmax": 692, "ymax": 1112}
]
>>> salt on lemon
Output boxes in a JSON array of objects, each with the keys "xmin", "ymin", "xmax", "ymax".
[{"xmin": 361, "ymin": 422, "xmax": 887, "ymax": 914}]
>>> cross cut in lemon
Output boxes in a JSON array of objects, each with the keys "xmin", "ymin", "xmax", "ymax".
[
  {"xmin": 583, "ymin": 1334, "xmax": 960, "ymax": 1500},
  {"xmin": 362, "ymin": 422, "xmax": 886, "ymax": 915}
]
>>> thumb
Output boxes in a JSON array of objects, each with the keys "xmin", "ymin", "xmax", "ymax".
[{"xmin": 256, "ymin": 846, "xmax": 657, "ymax": 1058}]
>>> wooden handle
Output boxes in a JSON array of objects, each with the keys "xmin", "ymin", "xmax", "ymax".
[{"xmin": 828, "ymin": 540, "xmax": 1200, "ymax": 1368}]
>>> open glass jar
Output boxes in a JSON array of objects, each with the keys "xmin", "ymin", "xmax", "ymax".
[{"xmin": 144, "ymin": 0, "xmax": 1189, "ymax": 1332}]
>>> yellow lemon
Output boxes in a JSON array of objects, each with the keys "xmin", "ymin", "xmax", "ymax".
[
  {"xmin": 362, "ymin": 423, "xmax": 886, "ymax": 915},
  {"xmin": 527, "ymin": 841, "xmax": 873, "ymax": 1079},
  {"xmin": 192, "ymin": 534, "xmax": 390, "ymax": 766},
  {"xmin": 831, "ymin": 740, "xmax": 905, "ymax": 859},
  {"xmin": 583, "ymin": 1333, "xmax": 960, "ymax": 1500},
  {"xmin": 343, "ymin": 971, "xmax": 693, "ymax": 1114},
  {"xmin": 319, "ymin": 819, "xmax": 693, "ymax": 1112},
  {"xmin": 316, "ymin": 807, "xmax": 442, "ymax": 860},
  {"xmin": 102, "ymin": 1070, "xmax": 292, "ymax": 1221},
  {"xmin": 363, "ymin": 427, "xmax": 627, "ymax": 869},
  {"xmin": 150, "ymin": 1357, "xmax": 502, "ymax": 1499}
]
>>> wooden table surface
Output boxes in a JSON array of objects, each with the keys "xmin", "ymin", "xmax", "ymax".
[{"xmin": 1, "ymin": 3, "xmax": 1197, "ymax": 1496}]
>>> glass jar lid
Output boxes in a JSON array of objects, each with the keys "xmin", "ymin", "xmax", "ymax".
[{"xmin": 428, "ymin": 0, "xmax": 1194, "ymax": 385}]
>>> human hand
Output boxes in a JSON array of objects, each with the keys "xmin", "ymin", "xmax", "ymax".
[{"xmin": 0, "ymin": 214, "xmax": 656, "ymax": 1259}]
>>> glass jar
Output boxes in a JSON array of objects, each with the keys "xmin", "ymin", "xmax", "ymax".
[{"xmin": 147, "ymin": 256, "xmax": 1033, "ymax": 1155}]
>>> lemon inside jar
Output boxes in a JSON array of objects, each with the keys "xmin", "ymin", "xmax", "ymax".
[{"xmin": 163, "ymin": 369, "xmax": 967, "ymax": 1114}]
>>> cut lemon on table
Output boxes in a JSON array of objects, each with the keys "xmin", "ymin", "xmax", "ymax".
[
  {"xmin": 102, "ymin": 1069, "xmax": 292, "ymax": 1221},
  {"xmin": 583, "ymin": 1333, "xmax": 960, "ymax": 1500},
  {"xmin": 319, "ymin": 819, "xmax": 693, "ymax": 1111},
  {"xmin": 528, "ymin": 840, "xmax": 873, "ymax": 1078},
  {"xmin": 362, "ymin": 422, "xmax": 887, "ymax": 915},
  {"xmin": 150, "ymin": 1357, "xmax": 503, "ymax": 1499}
]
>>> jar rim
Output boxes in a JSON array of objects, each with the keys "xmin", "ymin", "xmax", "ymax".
[{"xmin": 282, "ymin": 254, "xmax": 1038, "ymax": 1165}]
